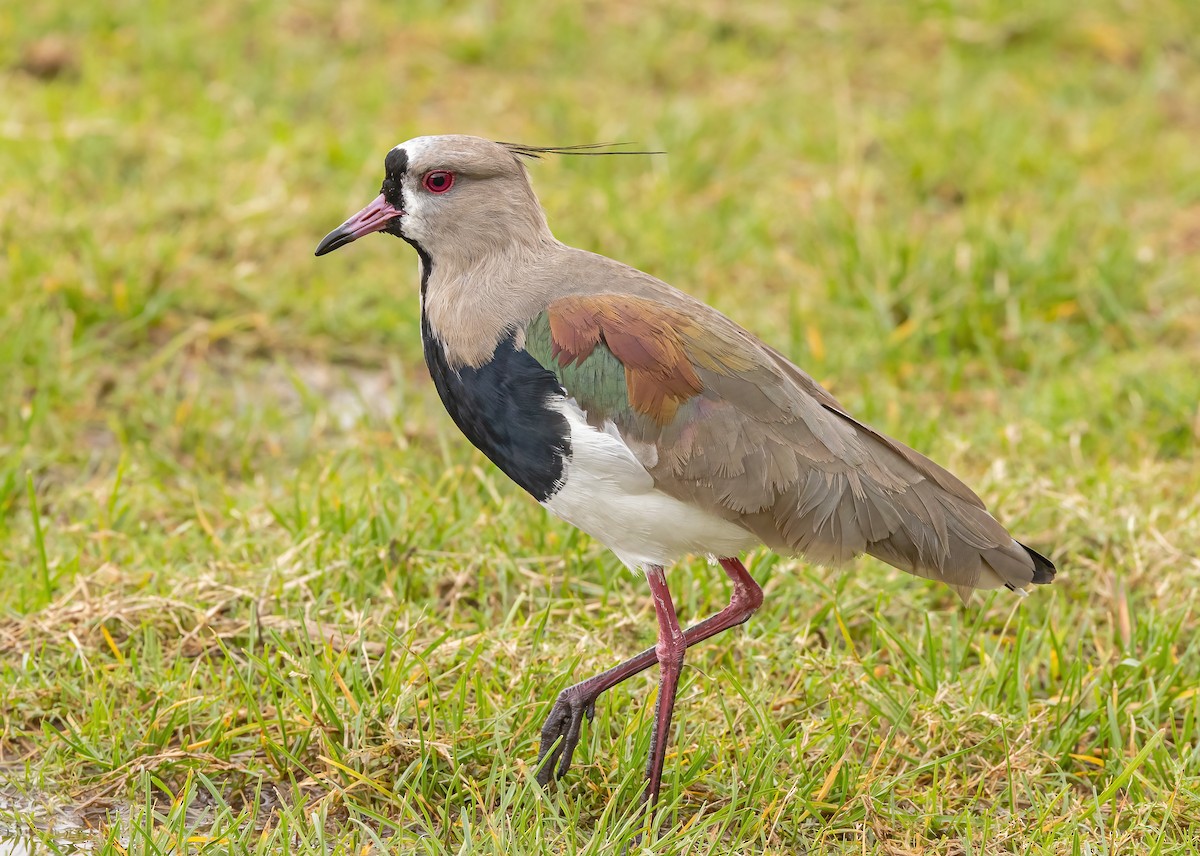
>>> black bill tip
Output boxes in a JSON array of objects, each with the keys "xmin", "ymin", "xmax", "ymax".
[
  {"xmin": 314, "ymin": 226, "xmax": 356, "ymax": 257},
  {"xmin": 314, "ymin": 194, "xmax": 401, "ymax": 257}
]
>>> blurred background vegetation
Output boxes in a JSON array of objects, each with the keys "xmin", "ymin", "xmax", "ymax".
[{"xmin": 1, "ymin": 1, "xmax": 1198, "ymax": 853}]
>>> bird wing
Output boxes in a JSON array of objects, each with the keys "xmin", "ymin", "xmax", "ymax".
[{"xmin": 523, "ymin": 292, "xmax": 1054, "ymax": 595}]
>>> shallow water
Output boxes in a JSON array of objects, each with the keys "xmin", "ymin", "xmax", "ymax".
[{"xmin": 0, "ymin": 788, "xmax": 96, "ymax": 855}]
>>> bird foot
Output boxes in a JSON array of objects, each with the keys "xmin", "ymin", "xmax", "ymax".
[{"xmin": 535, "ymin": 685, "xmax": 597, "ymax": 785}]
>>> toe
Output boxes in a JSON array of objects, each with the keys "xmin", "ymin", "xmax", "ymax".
[{"xmin": 536, "ymin": 736, "xmax": 563, "ymax": 786}]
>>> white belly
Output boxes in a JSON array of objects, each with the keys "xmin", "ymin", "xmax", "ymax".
[{"xmin": 542, "ymin": 399, "xmax": 759, "ymax": 569}]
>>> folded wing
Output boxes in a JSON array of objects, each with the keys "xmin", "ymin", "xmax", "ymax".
[{"xmin": 523, "ymin": 292, "xmax": 1055, "ymax": 596}]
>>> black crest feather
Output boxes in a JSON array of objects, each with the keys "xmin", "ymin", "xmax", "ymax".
[{"xmin": 498, "ymin": 141, "xmax": 664, "ymax": 160}]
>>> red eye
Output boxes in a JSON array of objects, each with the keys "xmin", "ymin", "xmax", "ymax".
[{"xmin": 423, "ymin": 171, "xmax": 454, "ymax": 193}]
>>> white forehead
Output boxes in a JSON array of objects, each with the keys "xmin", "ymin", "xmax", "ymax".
[
  {"xmin": 394, "ymin": 136, "xmax": 437, "ymax": 166},
  {"xmin": 390, "ymin": 135, "xmax": 515, "ymax": 177},
  {"xmin": 393, "ymin": 136, "xmax": 475, "ymax": 173}
]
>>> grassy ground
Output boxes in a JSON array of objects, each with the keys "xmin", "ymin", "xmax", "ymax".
[{"xmin": 3, "ymin": 0, "xmax": 1200, "ymax": 852}]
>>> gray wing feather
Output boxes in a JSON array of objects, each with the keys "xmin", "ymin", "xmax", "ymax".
[
  {"xmin": 628, "ymin": 297, "xmax": 1045, "ymax": 593},
  {"xmin": 531, "ymin": 248, "xmax": 1053, "ymax": 594}
]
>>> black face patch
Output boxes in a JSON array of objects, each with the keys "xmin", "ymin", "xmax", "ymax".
[
  {"xmin": 384, "ymin": 148, "xmax": 408, "ymax": 179},
  {"xmin": 381, "ymin": 148, "xmax": 408, "ymax": 209},
  {"xmin": 421, "ymin": 313, "xmax": 571, "ymax": 503}
]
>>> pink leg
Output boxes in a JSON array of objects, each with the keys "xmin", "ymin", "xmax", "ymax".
[
  {"xmin": 535, "ymin": 557, "xmax": 763, "ymax": 786},
  {"xmin": 642, "ymin": 564, "xmax": 684, "ymax": 815}
]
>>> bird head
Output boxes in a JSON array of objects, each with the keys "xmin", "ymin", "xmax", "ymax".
[{"xmin": 315, "ymin": 135, "xmax": 552, "ymax": 264}]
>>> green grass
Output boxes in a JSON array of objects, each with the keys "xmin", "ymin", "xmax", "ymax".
[{"xmin": 2, "ymin": 0, "xmax": 1200, "ymax": 852}]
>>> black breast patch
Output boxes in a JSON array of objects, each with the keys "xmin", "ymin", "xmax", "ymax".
[{"xmin": 422, "ymin": 314, "xmax": 572, "ymax": 502}]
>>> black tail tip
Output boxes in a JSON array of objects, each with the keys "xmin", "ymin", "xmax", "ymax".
[{"xmin": 1019, "ymin": 542, "xmax": 1057, "ymax": 585}]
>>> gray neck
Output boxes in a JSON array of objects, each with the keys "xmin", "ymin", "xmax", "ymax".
[{"xmin": 421, "ymin": 233, "xmax": 564, "ymax": 369}]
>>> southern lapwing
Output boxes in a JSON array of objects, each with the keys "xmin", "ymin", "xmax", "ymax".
[{"xmin": 315, "ymin": 134, "xmax": 1055, "ymax": 820}]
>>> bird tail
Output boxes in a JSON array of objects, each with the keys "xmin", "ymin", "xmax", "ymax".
[{"xmin": 1018, "ymin": 542, "xmax": 1056, "ymax": 585}]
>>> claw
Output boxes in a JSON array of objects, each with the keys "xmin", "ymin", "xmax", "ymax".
[
  {"xmin": 535, "ymin": 686, "xmax": 594, "ymax": 786},
  {"xmin": 535, "ymin": 740, "xmax": 562, "ymax": 787}
]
